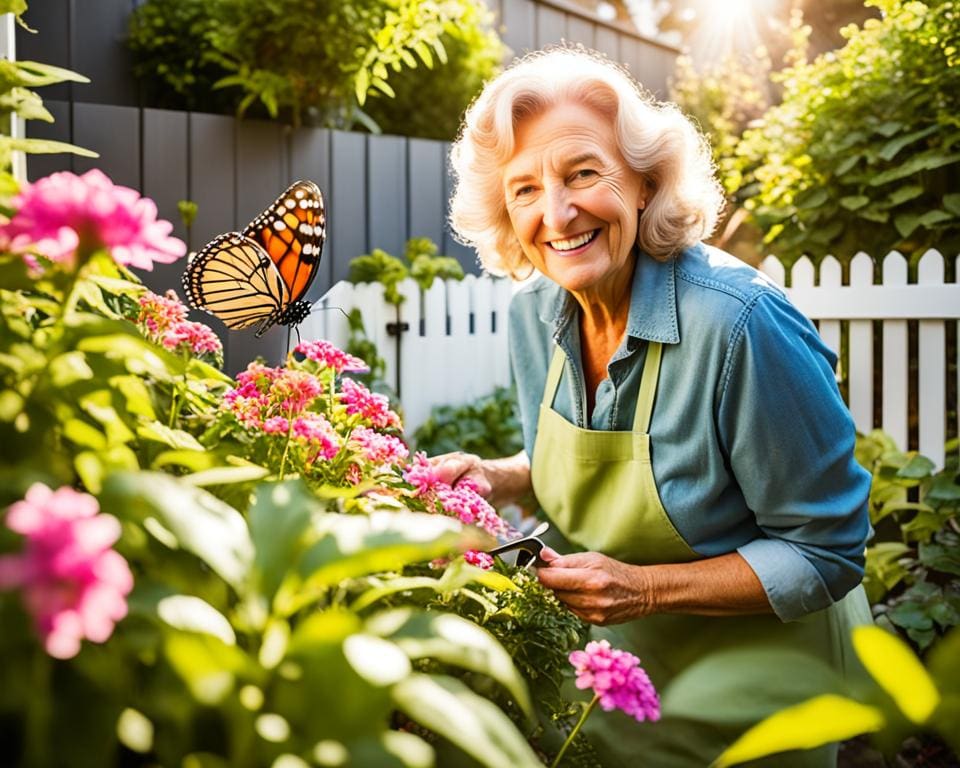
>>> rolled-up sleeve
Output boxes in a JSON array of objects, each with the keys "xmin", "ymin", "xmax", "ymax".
[{"xmin": 717, "ymin": 291, "xmax": 872, "ymax": 622}]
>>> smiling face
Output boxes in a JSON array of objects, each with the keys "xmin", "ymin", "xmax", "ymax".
[{"xmin": 503, "ymin": 100, "xmax": 646, "ymax": 304}]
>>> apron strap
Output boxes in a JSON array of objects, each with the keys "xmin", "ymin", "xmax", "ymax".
[
  {"xmin": 633, "ymin": 341, "xmax": 663, "ymax": 433},
  {"xmin": 541, "ymin": 346, "xmax": 566, "ymax": 408}
]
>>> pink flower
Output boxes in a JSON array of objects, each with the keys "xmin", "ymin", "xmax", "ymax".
[
  {"xmin": 272, "ymin": 369, "xmax": 323, "ymax": 413},
  {"xmin": 223, "ymin": 363, "xmax": 323, "ymax": 430},
  {"xmin": 0, "ymin": 483, "xmax": 133, "ymax": 659},
  {"xmin": 291, "ymin": 413, "xmax": 340, "ymax": 461},
  {"xmin": 263, "ymin": 416, "xmax": 290, "ymax": 435},
  {"xmin": 402, "ymin": 452, "xmax": 444, "ymax": 497},
  {"xmin": 350, "ymin": 426, "xmax": 409, "ymax": 466},
  {"xmin": 161, "ymin": 320, "xmax": 222, "ymax": 356},
  {"xmin": 569, "ymin": 640, "xmax": 660, "ymax": 723},
  {"xmin": 339, "ymin": 379, "xmax": 401, "ymax": 430},
  {"xmin": 294, "ymin": 339, "xmax": 369, "ymax": 374},
  {"xmin": 464, "ymin": 550, "xmax": 494, "ymax": 570},
  {"xmin": 0, "ymin": 169, "xmax": 186, "ymax": 270},
  {"xmin": 138, "ymin": 290, "xmax": 187, "ymax": 334}
]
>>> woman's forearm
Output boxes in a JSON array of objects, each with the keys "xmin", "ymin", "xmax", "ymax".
[
  {"xmin": 644, "ymin": 552, "xmax": 773, "ymax": 616},
  {"xmin": 481, "ymin": 451, "xmax": 532, "ymax": 507}
]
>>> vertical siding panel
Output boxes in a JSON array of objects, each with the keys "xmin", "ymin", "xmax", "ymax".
[
  {"xmin": 71, "ymin": 0, "xmax": 137, "ymax": 105},
  {"xmin": 24, "ymin": 100, "xmax": 73, "ymax": 180},
  {"xmin": 330, "ymin": 130, "xmax": 367, "ymax": 284},
  {"xmin": 407, "ymin": 138, "xmax": 446, "ymax": 248},
  {"xmin": 594, "ymin": 25, "xmax": 620, "ymax": 63},
  {"xmin": 817, "ymin": 256, "xmax": 842, "ymax": 359},
  {"xmin": 290, "ymin": 127, "xmax": 333, "ymax": 300},
  {"xmin": 443, "ymin": 141, "xmax": 478, "ymax": 272},
  {"xmin": 188, "ymin": 113, "xmax": 236, "ymax": 246},
  {"xmin": 71, "ymin": 103, "xmax": 139, "ymax": 188},
  {"xmin": 565, "ymin": 15, "xmax": 596, "ymax": 49},
  {"xmin": 367, "ymin": 133, "xmax": 408, "ymax": 258},
  {"xmin": 535, "ymin": 4, "xmax": 566, "ymax": 48},
  {"xmin": 17, "ymin": 0, "xmax": 72, "ymax": 102},
  {"xmin": 501, "ymin": 0, "xmax": 535, "ymax": 56},
  {"xmin": 881, "ymin": 252, "xmax": 909, "ymax": 450},
  {"xmin": 141, "ymin": 107, "xmax": 189, "ymax": 297}
]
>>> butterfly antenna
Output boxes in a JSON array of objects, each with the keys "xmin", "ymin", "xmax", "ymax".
[{"xmin": 308, "ymin": 303, "xmax": 351, "ymax": 322}]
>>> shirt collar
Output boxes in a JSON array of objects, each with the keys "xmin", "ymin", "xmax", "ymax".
[{"xmin": 535, "ymin": 248, "xmax": 682, "ymax": 344}]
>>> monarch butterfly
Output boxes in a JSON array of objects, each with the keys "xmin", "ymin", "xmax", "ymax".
[{"xmin": 182, "ymin": 180, "xmax": 326, "ymax": 337}]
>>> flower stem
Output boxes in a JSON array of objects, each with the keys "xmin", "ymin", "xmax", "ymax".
[
  {"xmin": 278, "ymin": 411, "xmax": 294, "ymax": 480},
  {"xmin": 550, "ymin": 694, "xmax": 599, "ymax": 768}
]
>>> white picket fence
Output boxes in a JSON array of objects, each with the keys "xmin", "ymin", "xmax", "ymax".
[
  {"xmin": 761, "ymin": 250, "xmax": 960, "ymax": 468},
  {"xmin": 301, "ymin": 250, "xmax": 960, "ymax": 466},
  {"xmin": 299, "ymin": 275, "xmax": 514, "ymax": 434}
]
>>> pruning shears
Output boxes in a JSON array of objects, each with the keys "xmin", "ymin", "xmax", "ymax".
[{"xmin": 486, "ymin": 520, "xmax": 550, "ymax": 569}]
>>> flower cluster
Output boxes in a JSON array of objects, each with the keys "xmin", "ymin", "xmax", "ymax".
[
  {"xmin": 294, "ymin": 339, "xmax": 368, "ymax": 374},
  {"xmin": 0, "ymin": 483, "xmax": 133, "ymax": 659},
  {"xmin": 0, "ymin": 169, "xmax": 185, "ymax": 271},
  {"xmin": 340, "ymin": 378, "xmax": 401, "ymax": 430},
  {"xmin": 569, "ymin": 640, "xmax": 660, "ymax": 723},
  {"xmin": 349, "ymin": 426, "xmax": 409, "ymax": 467},
  {"xmin": 463, "ymin": 550, "xmax": 495, "ymax": 570},
  {"xmin": 137, "ymin": 290, "xmax": 222, "ymax": 358},
  {"xmin": 402, "ymin": 453, "xmax": 510, "ymax": 539}
]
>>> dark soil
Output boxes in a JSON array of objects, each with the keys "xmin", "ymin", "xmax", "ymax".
[{"xmin": 840, "ymin": 736, "xmax": 960, "ymax": 768}]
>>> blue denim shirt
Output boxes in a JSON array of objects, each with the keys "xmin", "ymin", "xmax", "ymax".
[{"xmin": 508, "ymin": 243, "xmax": 871, "ymax": 622}]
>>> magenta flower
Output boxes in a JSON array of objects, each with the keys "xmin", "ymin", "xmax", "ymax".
[
  {"xmin": 294, "ymin": 339, "xmax": 369, "ymax": 374},
  {"xmin": 339, "ymin": 378, "xmax": 401, "ymax": 430},
  {"xmin": 569, "ymin": 640, "xmax": 660, "ymax": 722},
  {"xmin": 291, "ymin": 412, "xmax": 341, "ymax": 461},
  {"xmin": 349, "ymin": 426, "xmax": 409, "ymax": 466},
  {"xmin": 0, "ymin": 483, "xmax": 133, "ymax": 659},
  {"xmin": 464, "ymin": 550, "xmax": 494, "ymax": 570},
  {"xmin": 223, "ymin": 363, "xmax": 324, "ymax": 430},
  {"xmin": 138, "ymin": 290, "xmax": 188, "ymax": 334},
  {"xmin": 402, "ymin": 452, "xmax": 444, "ymax": 496},
  {"xmin": 161, "ymin": 321, "xmax": 222, "ymax": 356},
  {"xmin": 0, "ymin": 169, "xmax": 186, "ymax": 270}
]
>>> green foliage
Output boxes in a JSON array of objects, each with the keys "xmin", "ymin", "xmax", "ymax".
[
  {"xmin": 348, "ymin": 236, "xmax": 465, "ymax": 306},
  {"xmin": 363, "ymin": 0, "xmax": 505, "ymax": 140},
  {"xmin": 856, "ymin": 431, "xmax": 960, "ymax": 652},
  {"xmin": 0, "ymin": 2, "xmax": 95, "ymax": 196},
  {"xmin": 732, "ymin": 0, "xmax": 960, "ymax": 265},
  {"xmin": 414, "ymin": 386, "xmax": 523, "ymax": 459},
  {"xmin": 127, "ymin": 0, "xmax": 503, "ymax": 130}
]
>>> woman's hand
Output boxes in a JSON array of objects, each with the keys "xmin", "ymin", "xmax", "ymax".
[
  {"xmin": 536, "ymin": 548, "xmax": 655, "ymax": 626},
  {"xmin": 429, "ymin": 450, "xmax": 532, "ymax": 508}
]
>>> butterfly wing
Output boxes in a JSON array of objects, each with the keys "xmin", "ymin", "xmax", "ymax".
[
  {"xmin": 181, "ymin": 232, "xmax": 290, "ymax": 333},
  {"xmin": 243, "ymin": 179, "xmax": 326, "ymax": 305}
]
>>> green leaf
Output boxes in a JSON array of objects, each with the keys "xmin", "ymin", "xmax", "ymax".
[
  {"xmin": 63, "ymin": 418, "xmax": 107, "ymax": 450},
  {"xmin": 0, "ymin": 136, "xmax": 97, "ymax": 157},
  {"xmin": 355, "ymin": 68, "xmax": 370, "ymax": 105},
  {"xmin": 343, "ymin": 634, "xmax": 412, "ymax": 686},
  {"xmin": 896, "ymin": 454, "xmax": 936, "ymax": 479},
  {"xmin": 887, "ymin": 602, "xmax": 934, "ymax": 630},
  {"xmin": 137, "ymin": 421, "xmax": 204, "ymax": 451},
  {"xmin": 74, "ymin": 445, "xmax": 140, "ymax": 494},
  {"xmin": 713, "ymin": 695, "xmax": 885, "ymax": 767},
  {"xmin": 943, "ymin": 194, "xmax": 960, "ymax": 216},
  {"xmin": 663, "ymin": 646, "xmax": 845, "ymax": 726},
  {"xmin": 917, "ymin": 209, "xmax": 953, "ymax": 229},
  {"xmin": 392, "ymin": 675, "xmax": 542, "ymax": 768},
  {"xmin": 248, "ymin": 479, "xmax": 318, "ymax": 604},
  {"xmin": 156, "ymin": 595, "xmax": 236, "ymax": 645},
  {"xmin": 894, "ymin": 212, "xmax": 921, "ymax": 238},
  {"xmin": 414, "ymin": 41, "xmax": 433, "ymax": 68},
  {"xmin": 875, "ymin": 121, "xmax": 903, "ymax": 138},
  {"xmin": 870, "ymin": 152, "xmax": 960, "ymax": 186},
  {"xmin": 839, "ymin": 195, "xmax": 870, "ymax": 211},
  {"xmin": 0, "ymin": 59, "xmax": 90, "ymax": 86},
  {"xmin": 887, "ymin": 184, "xmax": 924, "ymax": 206},
  {"xmin": 919, "ymin": 541, "xmax": 960, "ymax": 576},
  {"xmin": 101, "ymin": 472, "xmax": 253, "ymax": 593},
  {"xmin": 179, "ymin": 464, "xmax": 271, "ymax": 487},
  {"xmin": 853, "ymin": 625, "xmax": 940, "ymax": 724},
  {"xmin": 164, "ymin": 631, "xmax": 250, "ymax": 706},
  {"xmin": 368, "ymin": 609, "xmax": 534, "ymax": 720},
  {"xmin": 834, "ymin": 154, "xmax": 861, "ymax": 175},
  {"xmin": 878, "ymin": 125, "xmax": 939, "ymax": 162}
]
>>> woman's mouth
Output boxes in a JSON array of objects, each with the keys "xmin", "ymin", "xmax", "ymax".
[{"xmin": 548, "ymin": 229, "xmax": 599, "ymax": 255}]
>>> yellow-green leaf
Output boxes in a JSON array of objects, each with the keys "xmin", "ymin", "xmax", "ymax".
[
  {"xmin": 713, "ymin": 695, "xmax": 885, "ymax": 767},
  {"xmin": 853, "ymin": 625, "xmax": 940, "ymax": 724}
]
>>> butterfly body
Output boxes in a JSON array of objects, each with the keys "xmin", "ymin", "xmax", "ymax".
[{"xmin": 182, "ymin": 180, "xmax": 326, "ymax": 337}]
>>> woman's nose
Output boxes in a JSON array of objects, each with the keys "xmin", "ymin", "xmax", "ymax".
[{"xmin": 542, "ymin": 186, "xmax": 577, "ymax": 232}]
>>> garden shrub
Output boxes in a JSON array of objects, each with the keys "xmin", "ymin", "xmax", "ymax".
[
  {"xmin": 730, "ymin": 0, "xmax": 960, "ymax": 266},
  {"xmin": 127, "ymin": 0, "xmax": 506, "ymax": 133},
  {"xmin": 414, "ymin": 386, "xmax": 524, "ymax": 460}
]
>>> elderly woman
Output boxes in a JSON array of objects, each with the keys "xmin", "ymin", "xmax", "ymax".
[{"xmin": 437, "ymin": 47, "xmax": 873, "ymax": 767}]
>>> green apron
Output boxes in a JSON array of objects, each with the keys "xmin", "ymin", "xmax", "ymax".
[{"xmin": 530, "ymin": 343, "xmax": 873, "ymax": 768}]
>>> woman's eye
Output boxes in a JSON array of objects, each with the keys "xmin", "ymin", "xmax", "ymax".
[
  {"xmin": 515, "ymin": 185, "xmax": 535, "ymax": 197},
  {"xmin": 574, "ymin": 169, "xmax": 597, "ymax": 180}
]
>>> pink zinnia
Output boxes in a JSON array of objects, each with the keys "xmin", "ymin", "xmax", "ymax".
[
  {"xmin": 294, "ymin": 339, "xmax": 369, "ymax": 374},
  {"xmin": 464, "ymin": 550, "xmax": 494, "ymax": 570},
  {"xmin": 0, "ymin": 169, "xmax": 186, "ymax": 270},
  {"xmin": 0, "ymin": 483, "xmax": 133, "ymax": 659},
  {"xmin": 569, "ymin": 640, "xmax": 660, "ymax": 723},
  {"xmin": 339, "ymin": 378, "xmax": 401, "ymax": 430},
  {"xmin": 350, "ymin": 426, "xmax": 409, "ymax": 466}
]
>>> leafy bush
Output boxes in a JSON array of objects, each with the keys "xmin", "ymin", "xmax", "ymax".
[
  {"xmin": 127, "ymin": 0, "xmax": 505, "ymax": 132},
  {"xmin": 414, "ymin": 386, "xmax": 524, "ymax": 459},
  {"xmin": 856, "ymin": 430, "xmax": 960, "ymax": 652},
  {"xmin": 363, "ymin": 0, "xmax": 506, "ymax": 140},
  {"xmin": 348, "ymin": 236, "xmax": 464, "ymax": 306},
  {"xmin": 731, "ymin": 0, "xmax": 960, "ymax": 266}
]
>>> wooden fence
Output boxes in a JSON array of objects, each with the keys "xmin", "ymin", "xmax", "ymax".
[
  {"xmin": 762, "ymin": 251, "xmax": 960, "ymax": 468},
  {"xmin": 304, "ymin": 251, "xmax": 960, "ymax": 462}
]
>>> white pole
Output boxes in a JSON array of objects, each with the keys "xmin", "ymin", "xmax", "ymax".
[{"xmin": 0, "ymin": 13, "xmax": 28, "ymax": 182}]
